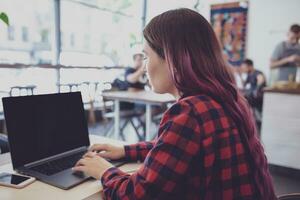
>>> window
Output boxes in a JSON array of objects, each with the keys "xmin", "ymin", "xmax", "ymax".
[
  {"xmin": 0, "ymin": 0, "xmax": 56, "ymax": 102},
  {"xmin": 60, "ymin": 0, "xmax": 143, "ymax": 66},
  {"xmin": 0, "ymin": 0, "xmax": 144, "ymax": 112},
  {"xmin": 0, "ymin": 0, "xmax": 54, "ymax": 64}
]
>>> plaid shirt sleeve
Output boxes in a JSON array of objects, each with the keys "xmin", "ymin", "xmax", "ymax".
[
  {"xmin": 123, "ymin": 141, "xmax": 155, "ymax": 162},
  {"xmin": 101, "ymin": 101, "xmax": 201, "ymax": 199}
]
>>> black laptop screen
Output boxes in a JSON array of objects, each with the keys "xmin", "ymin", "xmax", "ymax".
[{"xmin": 2, "ymin": 92, "xmax": 90, "ymax": 169}]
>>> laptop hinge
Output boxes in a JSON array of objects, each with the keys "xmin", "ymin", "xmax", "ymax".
[{"xmin": 24, "ymin": 146, "xmax": 88, "ymax": 168}]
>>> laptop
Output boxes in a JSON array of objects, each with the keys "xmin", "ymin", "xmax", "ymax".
[{"xmin": 2, "ymin": 92, "xmax": 124, "ymax": 189}]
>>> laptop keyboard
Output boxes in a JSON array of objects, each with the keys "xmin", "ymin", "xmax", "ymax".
[{"xmin": 29, "ymin": 151, "xmax": 86, "ymax": 176}]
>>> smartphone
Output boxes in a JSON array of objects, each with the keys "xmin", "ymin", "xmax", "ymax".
[{"xmin": 0, "ymin": 172, "xmax": 35, "ymax": 189}]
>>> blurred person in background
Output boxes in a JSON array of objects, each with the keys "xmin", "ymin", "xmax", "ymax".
[
  {"xmin": 240, "ymin": 59, "xmax": 266, "ymax": 132},
  {"xmin": 111, "ymin": 53, "xmax": 147, "ymax": 111},
  {"xmin": 123, "ymin": 53, "xmax": 164, "ymax": 115},
  {"xmin": 270, "ymin": 24, "xmax": 300, "ymax": 82},
  {"xmin": 125, "ymin": 53, "xmax": 148, "ymax": 92},
  {"xmin": 240, "ymin": 58, "xmax": 266, "ymax": 111}
]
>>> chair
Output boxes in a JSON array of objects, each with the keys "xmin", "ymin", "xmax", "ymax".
[
  {"xmin": 57, "ymin": 83, "xmax": 80, "ymax": 93},
  {"xmin": 278, "ymin": 193, "xmax": 300, "ymax": 200},
  {"xmin": 9, "ymin": 85, "xmax": 36, "ymax": 96},
  {"xmin": 79, "ymin": 82, "xmax": 101, "ymax": 125}
]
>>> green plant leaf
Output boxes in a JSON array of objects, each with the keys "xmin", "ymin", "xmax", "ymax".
[{"xmin": 0, "ymin": 12, "xmax": 9, "ymax": 25}]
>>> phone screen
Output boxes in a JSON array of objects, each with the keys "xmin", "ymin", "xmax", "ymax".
[{"xmin": 0, "ymin": 173, "xmax": 30, "ymax": 185}]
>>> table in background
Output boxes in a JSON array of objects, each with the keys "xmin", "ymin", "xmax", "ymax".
[{"xmin": 102, "ymin": 91, "xmax": 175, "ymax": 141}]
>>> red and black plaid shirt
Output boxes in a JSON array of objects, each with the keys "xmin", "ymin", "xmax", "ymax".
[{"xmin": 101, "ymin": 95, "xmax": 263, "ymax": 199}]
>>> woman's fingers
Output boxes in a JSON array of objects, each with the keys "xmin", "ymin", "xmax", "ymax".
[
  {"xmin": 83, "ymin": 151, "xmax": 97, "ymax": 158},
  {"xmin": 98, "ymin": 151, "xmax": 111, "ymax": 159},
  {"xmin": 75, "ymin": 158, "xmax": 90, "ymax": 166},
  {"xmin": 72, "ymin": 165, "xmax": 86, "ymax": 172},
  {"xmin": 85, "ymin": 149, "xmax": 111, "ymax": 159},
  {"xmin": 89, "ymin": 144, "xmax": 108, "ymax": 152}
]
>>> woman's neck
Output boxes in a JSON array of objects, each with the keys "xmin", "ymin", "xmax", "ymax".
[{"xmin": 169, "ymin": 88, "xmax": 181, "ymax": 101}]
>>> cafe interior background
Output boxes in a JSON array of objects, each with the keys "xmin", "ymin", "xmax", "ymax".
[{"xmin": 0, "ymin": 0, "xmax": 300, "ymax": 196}]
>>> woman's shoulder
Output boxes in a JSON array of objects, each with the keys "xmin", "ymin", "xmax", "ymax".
[
  {"xmin": 162, "ymin": 94, "xmax": 224, "ymax": 122},
  {"xmin": 178, "ymin": 94, "xmax": 223, "ymax": 113}
]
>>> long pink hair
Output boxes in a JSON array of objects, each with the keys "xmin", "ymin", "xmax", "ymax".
[{"xmin": 144, "ymin": 8, "xmax": 276, "ymax": 199}]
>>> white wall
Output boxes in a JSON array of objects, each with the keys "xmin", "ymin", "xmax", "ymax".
[{"xmin": 147, "ymin": 0, "xmax": 300, "ymax": 81}]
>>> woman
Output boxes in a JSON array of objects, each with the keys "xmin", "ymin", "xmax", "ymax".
[{"xmin": 73, "ymin": 8, "xmax": 276, "ymax": 199}]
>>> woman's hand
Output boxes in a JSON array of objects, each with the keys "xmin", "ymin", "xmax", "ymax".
[
  {"xmin": 88, "ymin": 143, "xmax": 126, "ymax": 160},
  {"xmin": 72, "ymin": 143, "xmax": 125, "ymax": 179},
  {"xmin": 73, "ymin": 152, "xmax": 114, "ymax": 180}
]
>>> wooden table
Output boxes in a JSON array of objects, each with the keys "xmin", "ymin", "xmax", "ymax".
[
  {"xmin": 102, "ymin": 90, "xmax": 175, "ymax": 141},
  {"xmin": 0, "ymin": 135, "xmax": 141, "ymax": 200}
]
